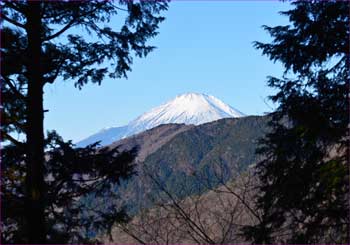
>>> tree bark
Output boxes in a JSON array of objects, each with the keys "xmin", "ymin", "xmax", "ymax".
[{"xmin": 25, "ymin": 2, "xmax": 46, "ymax": 243}]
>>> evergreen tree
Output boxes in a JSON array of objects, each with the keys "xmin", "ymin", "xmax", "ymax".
[
  {"xmin": 1, "ymin": 1, "xmax": 168, "ymax": 243},
  {"xmin": 2, "ymin": 131, "xmax": 138, "ymax": 243},
  {"xmin": 243, "ymin": 1, "xmax": 349, "ymax": 243}
]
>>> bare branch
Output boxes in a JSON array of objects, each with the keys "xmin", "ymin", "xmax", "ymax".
[
  {"xmin": 43, "ymin": 6, "xmax": 101, "ymax": 41},
  {"xmin": 2, "ymin": 132, "xmax": 24, "ymax": 147},
  {"xmin": 1, "ymin": 76, "xmax": 26, "ymax": 100},
  {"xmin": 1, "ymin": 13, "xmax": 26, "ymax": 29},
  {"xmin": 116, "ymin": 225, "xmax": 147, "ymax": 245},
  {"xmin": 43, "ymin": 19, "xmax": 76, "ymax": 41},
  {"xmin": 146, "ymin": 172, "xmax": 216, "ymax": 244}
]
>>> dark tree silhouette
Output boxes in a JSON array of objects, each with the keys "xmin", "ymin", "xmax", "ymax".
[
  {"xmin": 2, "ymin": 131, "xmax": 138, "ymax": 243},
  {"xmin": 243, "ymin": 1, "xmax": 349, "ymax": 243},
  {"xmin": 1, "ymin": 1, "xmax": 168, "ymax": 243}
]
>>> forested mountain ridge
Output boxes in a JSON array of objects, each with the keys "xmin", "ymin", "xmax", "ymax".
[{"xmin": 99, "ymin": 115, "xmax": 270, "ymax": 214}]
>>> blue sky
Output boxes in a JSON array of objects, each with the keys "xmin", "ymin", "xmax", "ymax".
[{"xmin": 44, "ymin": 1, "xmax": 291, "ymax": 142}]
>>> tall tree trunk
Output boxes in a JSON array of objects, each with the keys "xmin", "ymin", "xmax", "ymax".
[{"xmin": 25, "ymin": 2, "xmax": 46, "ymax": 243}]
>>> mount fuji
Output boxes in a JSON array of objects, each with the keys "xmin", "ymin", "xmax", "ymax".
[{"xmin": 76, "ymin": 93, "xmax": 245, "ymax": 147}]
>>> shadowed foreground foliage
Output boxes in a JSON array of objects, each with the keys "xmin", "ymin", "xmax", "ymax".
[
  {"xmin": 2, "ymin": 132, "xmax": 137, "ymax": 243},
  {"xmin": 242, "ymin": 1, "xmax": 349, "ymax": 243},
  {"xmin": 1, "ymin": 0, "xmax": 168, "ymax": 243}
]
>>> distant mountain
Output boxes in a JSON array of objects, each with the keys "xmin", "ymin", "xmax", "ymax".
[
  {"xmin": 107, "ymin": 123, "xmax": 194, "ymax": 163},
  {"xmin": 76, "ymin": 93, "xmax": 244, "ymax": 147},
  {"xmin": 136, "ymin": 115, "xmax": 268, "ymax": 198},
  {"xmin": 100, "ymin": 115, "xmax": 269, "ymax": 214},
  {"xmin": 82, "ymin": 115, "xmax": 269, "ymax": 241}
]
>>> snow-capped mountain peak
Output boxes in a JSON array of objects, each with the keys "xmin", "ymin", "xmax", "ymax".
[
  {"xmin": 129, "ymin": 92, "xmax": 243, "ymax": 128},
  {"xmin": 77, "ymin": 93, "xmax": 245, "ymax": 147}
]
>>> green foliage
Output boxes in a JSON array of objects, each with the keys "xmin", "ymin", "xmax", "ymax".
[
  {"xmin": 1, "ymin": 0, "xmax": 168, "ymax": 146},
  {"xmin": 1, "ymin": 131, "xmax": 138, "ymax": 243},
  {"xmin": 1, "ymin": 1, "xmax": 168, "ymax": 88},
  {"xmin": 122, "ymin": 116, "xmax": 269, "ymax": 210},
  {"xmin": 1, "ymin": 1, "xmax": 168, "ymax": 243},
  {"xmin": 243, "ymin": 1, "xmax": 349, "ymax": 243}
]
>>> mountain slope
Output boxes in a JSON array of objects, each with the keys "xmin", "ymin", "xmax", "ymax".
[
  {"xmin": 77, "ymin": 126, "xmax": 128, "ymax": 147},
  {"xmin": 76, "ymin": 93, "xmax": 244, "ymax": 147},
  {"xmin": 140, "ymin": 115, "xmax": 268, "ymax": 197},
  {"xmin": 104, "ymin": 115, "xmax": 269, "ymax": 214},
  {"xmin": 104, "ymin": 172, "xmax": 257, "ymax": 244},
  {"xmin": 126, "ymin": 93, "xmax": 244, "ymax": 131},
  {"xmin": 107, "ymin": 123, "xmax": 194, "ymax": 162}
]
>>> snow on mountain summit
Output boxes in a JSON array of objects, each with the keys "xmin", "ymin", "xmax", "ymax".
[
  {"xmin": 128, "ymin": 93, "xmax": 244, "ymax": 128},
  {"xmin": 76, "ymin": 93, "xmax": 245, "ymax": 147}
]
